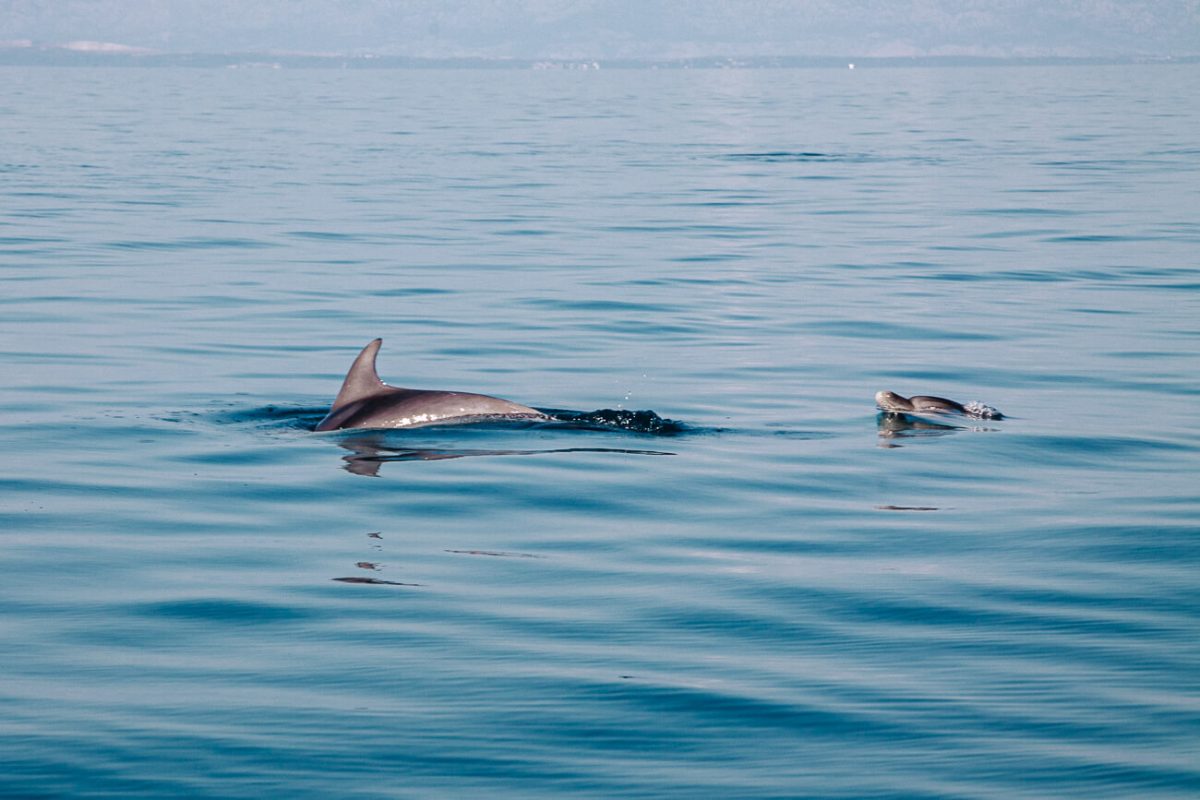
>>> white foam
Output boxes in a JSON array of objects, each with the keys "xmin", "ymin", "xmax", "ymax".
[{"xmin": 962, "ymin": 401, "xmax": 1002, "ymax": 419}]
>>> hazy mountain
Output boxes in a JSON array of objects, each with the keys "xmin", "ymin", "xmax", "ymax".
[{"xmin": 2, "ymin": 0, "xmax": 1197, "ymax": 59}]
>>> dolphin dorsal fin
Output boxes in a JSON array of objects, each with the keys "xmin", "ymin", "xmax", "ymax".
[{"xmin": 331, "ymin": 339, "xmax": 390, "ymax": 409}]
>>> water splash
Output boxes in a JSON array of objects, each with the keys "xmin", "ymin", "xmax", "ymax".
[
  {"xmin": 541, "ymin": 408, "xmax": 689, "ymax": 435},
  {"xmin": 962, "ymin": 401, "xmax": 1004, "ymax": 420}
]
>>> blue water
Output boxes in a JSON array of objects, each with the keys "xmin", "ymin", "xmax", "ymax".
[{"xmin": 2, "ymin": 64, "xmax": 1198, "ymax": 798}]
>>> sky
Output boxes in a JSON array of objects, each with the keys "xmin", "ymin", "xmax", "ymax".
[{"xmin": 2, "ymin": 1, "xmax": 1198, "ymax": 59}]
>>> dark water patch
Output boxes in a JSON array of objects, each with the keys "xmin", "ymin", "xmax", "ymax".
[
  {"xmin": 287, "ymin": 230, "xmax": 357, "ymax": 241},
  {"xmin": 976, "ymin": 227, "xmax": 1066, "ymax": 239},
  {"xmin": 808, "ymin": 320, "xmax": 1000, "ymax": 342},
  {"xmin": 677, "ymin": 199, "xmax": 772, "ymax": 208},
  {"xmin": 910, "ymin": 265, "xmax": 1200, "ymax": 287},
  {"xmin": 1146, "ymin": 146, "xmax": 1200, "ymax": 157},
  {"xmin": 978, "ymin": 583, "xmax": 1199, "ymax": 637},
  {"xmin": 998, "ymin": 433, "xmax": 1193, "ymax": 469},
  {"xmin": 5, "ymin": 190, "xmax": 84, "ymax": 200},
  {"xmin": 1057, "ymin": 522, "xmax": 1200, "ymax": 564},
  {"xmin": 0, "ymin": 235, "xmax": 67, "ymax": 246},
  {"xmin": 0, "ymin": 293, "xmax": 153, "ymax": 307},
  {"xmin": 720, "ymin": 150, "xmax": 946, "ymax": 168},
  {"xmin": 885, "ymin": 260, "xmax": 941, "ymax": 270},
  {"xmin": 720, "ymin": 151, "xmax": 873, "ymax": 165},
  {"xmin": 577, "ymin": 318, "xmax": 706, "ymax": 337},
  {"xmin": 106, "ymin": 236, "xmax": 277, "ymax": 251},
  {"xmin": 669, "ymin": 252, "xmax": 747, "ymax": 263},
  {"xmin": 495, "ymin": 228, "xmax": 551, "ymax": 237},
  {"xmin": 113, "ymin": 198, "xmax": 182, "ymax": 208},
  {"xmin": 725, "ymin": 150, "xmax": 840, "ymax": 161},
  {"xmin": 1070, "ymin": 307, "xmax": 1136, "ymax": 315},
  {"xmin": 1104, "ymin": 349, "xmax": 1193, "ymax": 364},
  {"xmin": 596, "ymin": 224, "xmax": 756, "ymax": 239},
  {"xmin": 927, "ymin": 243, "xmax": 1009, "ymax": 253},
  {"xmin": 969, "ymin": 207, "xmax": 1084, "ymax": 217},
  {"xmin": 875, "ymin": 365, "xmax": 1000, "ymax": 383},
  {"xmin": 207, "ymin": 404, "xmax": 327, "ymax": 431},
  {"xmin": 373, "ymin": 287, "xmax": 455, "ymax": 298},
  {"xmin": 759, "ymin": 428, "xmax": 835, "ymax": 440},
  {"xmin": 589, "ymin": 275, "xmax": 756, "ymax": 288},
  {"xmin": 131, "ymin": 598, "xmax": 311, "ymax": 626},
  {"xmin": 1035, "ymin": 158, "xmax": 1175, "ymax": 172},
  {"xmin": 1004, "ymin": 370, "xmax": 1200, "ymax": 397},
  {"xmin": 1045, "ymin": 234, "xmax": 1148, "ymax": 243},
  {"xmin": 616, "ymin": 681, "xmax": 920, "ymax": 741},
  {"xmin": 332, "ymin": 577, "xmax": 423, "ymax": 586},
  {"xmin": 432, "ymin": 344, "xmax": 564, "ymax": 359}
]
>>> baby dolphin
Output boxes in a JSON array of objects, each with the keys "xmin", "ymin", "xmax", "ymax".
[
  {"xmin": 315, "ymin": 339, "xmax": 548, "ymax": 431},
  {"xmin": 875, "ymin": 390, "xmax": 1004, "ymax": 420},
  {"xmin": 875, "ymin": 391, "xmax": 967, "ymax": 415}
]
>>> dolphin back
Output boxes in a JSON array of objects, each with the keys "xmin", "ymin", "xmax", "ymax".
[
  {"xmin": 875, "ymin": 390, "xmax": 1002, "ymax": 419},
  {"xmin": 315, "ymin": 339, "xmax": 547, "ymax": 431}
]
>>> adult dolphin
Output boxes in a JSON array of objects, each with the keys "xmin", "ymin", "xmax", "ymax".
[{"xmin": 315, "ymin": 339, "xmax": 549, "ymax": 431}]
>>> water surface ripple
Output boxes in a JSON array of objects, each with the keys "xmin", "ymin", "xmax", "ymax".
[{"xmin": 1, "ymin": 64, "xmax": 1198, "ymax": 799}]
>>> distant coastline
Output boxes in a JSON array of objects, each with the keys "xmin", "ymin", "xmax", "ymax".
[{"xmin": 1, "ymin": 44, "xmax": 1195, "ymax": 69}]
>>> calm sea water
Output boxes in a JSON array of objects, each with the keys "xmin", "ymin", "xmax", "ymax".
[{"xmin": 2, "ymin": 64, "xmax": 1198, "ymax": 799}]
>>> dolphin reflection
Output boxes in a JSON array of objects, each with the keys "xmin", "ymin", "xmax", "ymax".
[
  {"xmin": 875, "ymin": 411, "xmax": 964, "ymax": 446},
  {"xmin": 336, "ymin": 435, "xmax": 674, "ymax": 476}
]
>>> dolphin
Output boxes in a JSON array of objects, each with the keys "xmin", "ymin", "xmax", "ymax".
[
  {"xmin": 875, "ymin": 390, "xmax": 1004, "ymax": 420},
  {"xmin": 875, "ymin": 391, "xmax": 967, "ymax": 415},
  {"xmin": 315, "ymin": 339, "xmax": 549, "ymax": 431}
]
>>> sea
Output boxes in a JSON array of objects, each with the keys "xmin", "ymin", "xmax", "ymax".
[{"xmin": 1, "ymin": 63, "xmax": 1197, "ymax": 799}]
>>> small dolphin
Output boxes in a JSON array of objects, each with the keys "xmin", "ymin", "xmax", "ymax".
[
  {"xmin": 315, "ymin": 339, "xmax": 549, "ymax": 431},
  {"xmin": 875, "ymin": 391, "xmax": 968, "ymax": 415},
  {"xmin": 875, "ymin": 390, "xmax": 1003, "ymax": 420}
]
